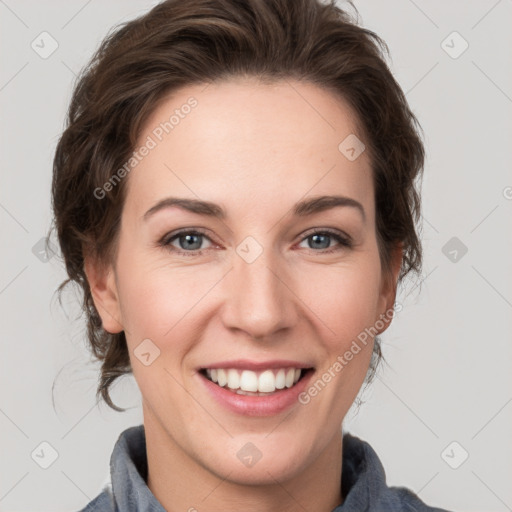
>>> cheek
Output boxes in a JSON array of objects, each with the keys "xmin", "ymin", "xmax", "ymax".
[
  {"xmin": 115, "ymin": 258, "xmax": 209, "ymax": 404},
  {"xmin": 115, "ymin": 249, "xmax": 225, "ymax": 343},
  {"xmin": 115, "ymin": 235, "xmax": 383, "ymax": 357},
  {"xmin": 300, "ymin": 258, "xmax": 382, "ymax": 345}
]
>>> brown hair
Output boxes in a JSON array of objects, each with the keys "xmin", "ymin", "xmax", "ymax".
[{"xmin": 50, "ymin": 0, "xmax": 425, "ymax": 411}]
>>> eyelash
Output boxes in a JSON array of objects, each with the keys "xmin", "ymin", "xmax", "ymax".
[{"xmin": 158, "ymin": 228, "xmax": 353, "ymax": 257}]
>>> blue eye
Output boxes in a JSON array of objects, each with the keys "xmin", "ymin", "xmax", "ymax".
[
  {"xmin": 159, "ymin": 228, "xmax": 352, "ymax": 256},
  {"xmin": 299, "ymin": 230, "xmax": 352, "ymax": 253},
  {"xmin": 161, "ymin": 230, "xmax": 213, "ymax": 255}
]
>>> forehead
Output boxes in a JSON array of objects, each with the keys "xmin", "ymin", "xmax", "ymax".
[{"xmin": 124, "ymin": 78, "xmax": 373, "ymax": 220}]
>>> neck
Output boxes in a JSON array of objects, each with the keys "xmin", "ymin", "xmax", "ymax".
[{"xmin": 143, "ymin": 404, "xmax": 344, "ymax": 512}]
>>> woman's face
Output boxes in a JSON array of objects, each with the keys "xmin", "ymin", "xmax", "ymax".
[{"xmin": 88, "ymin": 77, "xmax": 400, "ymax": 485}]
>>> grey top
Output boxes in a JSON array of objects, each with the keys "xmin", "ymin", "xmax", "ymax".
[{"xmin": 78, "ymin": 424, "xmax": 451, "ymax": 512}]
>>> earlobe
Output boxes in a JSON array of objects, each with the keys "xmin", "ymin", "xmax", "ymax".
[{"xmin": 84, "ymin": 256, "xmax": 124, "ymax": 334}]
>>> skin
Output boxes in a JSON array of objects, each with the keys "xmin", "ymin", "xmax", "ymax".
[{"xmin": 85, "ymin": 77, "xmax": 402, "ymax": 512}]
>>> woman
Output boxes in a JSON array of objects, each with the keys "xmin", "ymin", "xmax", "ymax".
[{"xmin": 51, "ymin": 0, "xmax": 451, "ymax": 510}]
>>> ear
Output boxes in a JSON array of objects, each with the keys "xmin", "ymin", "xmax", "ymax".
[
  {"xmin": 84, "ymin": 255, "xmax": 124, "ymax": 334},
  {"xmin": 375, "ymin": 243, "xmax": 403, "ymax": 335}
]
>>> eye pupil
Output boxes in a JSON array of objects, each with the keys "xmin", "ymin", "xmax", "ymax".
[
  {"xmin": 180, "ymin": 234, "xmax": 202, "ymax": 250},
  {"xmin": 309, "ymin": 234, "xmax": 330, "ymax": 249},
  {"xmin": 166, "ymin": 230, "xmax": 345, "ymax": 254}
]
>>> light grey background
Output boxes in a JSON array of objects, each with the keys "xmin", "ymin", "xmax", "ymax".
[{"xmin": 1, "ymin": 1, "xmax": 511, "ymax": 511}]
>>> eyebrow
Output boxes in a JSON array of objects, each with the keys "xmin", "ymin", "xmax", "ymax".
[{"xmin": 143, "ymin": 194, "xmax": 365, "ymax": 222}]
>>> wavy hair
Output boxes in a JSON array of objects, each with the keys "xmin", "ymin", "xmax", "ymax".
[{"xmin": 50, "ymin": 0, "xmax": 425, "ymax": 411}]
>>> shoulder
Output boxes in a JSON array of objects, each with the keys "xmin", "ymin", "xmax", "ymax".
[
  {"xmin": 76, "ymin": 484, "xmax": 116, "ymax": 512},
  {"xmin": 338, "ymin": 432, "xmax": 452, "ymax": 512},
  {"xmin": 377, "ymin": 484, "xmax": 453, "ymax": 512}
]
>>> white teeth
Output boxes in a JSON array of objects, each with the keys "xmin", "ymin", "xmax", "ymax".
[
  {"xmin": 227, "ymin": 369, "xmax": 240, "ymax": 390},
  {"xmin": 217, "ymin": 369, "xmax": 227, "ymax": 387},
  {"xmin": 285, "ymin": 368, "xmax": 295, "ymax": 388},
  {"xmin": 275, "ymin": 369, "xmax": 286, "ymax": 389},
  {"xmin": 204, "ymin": 367, "xmax": 305, "ymax": 393},
  {"xmin": 240, "ymin": 370, "xmax": 259, "ymax": 392},
  {"xmin": 258, "ymin": 370, "xmax": 276, "ymax": 393}
]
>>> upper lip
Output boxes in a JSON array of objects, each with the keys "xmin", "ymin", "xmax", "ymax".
[{"xmin": 199, "ymin": 359, "xmax": 314, "ymax": 371}]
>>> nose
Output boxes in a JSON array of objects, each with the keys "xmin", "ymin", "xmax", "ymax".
[{"xmin": 220, "ymin": 245, "xmax": 298, "ymax": 340}]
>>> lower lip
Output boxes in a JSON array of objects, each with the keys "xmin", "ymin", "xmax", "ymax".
[{"xmin": 197, "ymin": 369, "xmax": 314, "ymax": 416}]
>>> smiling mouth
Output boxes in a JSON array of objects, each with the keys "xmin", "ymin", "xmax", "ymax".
[{"xmin": 199, "ymin": 367, "xmax": 314, "ymax": 396}]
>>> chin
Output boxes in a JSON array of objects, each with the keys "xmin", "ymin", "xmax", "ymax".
[{"xmin": 201, "ymin": 438, "xmax": 308, "ymax": 485}]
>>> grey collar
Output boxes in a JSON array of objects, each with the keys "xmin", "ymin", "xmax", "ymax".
[{"xmin": 104, "ymin": 424, "xmax": 448, "ymax": 512}]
